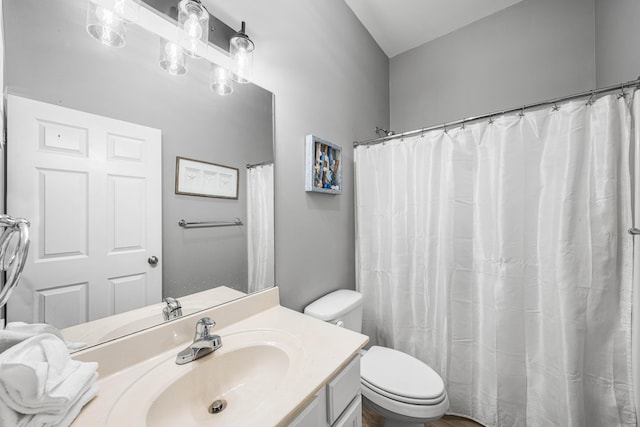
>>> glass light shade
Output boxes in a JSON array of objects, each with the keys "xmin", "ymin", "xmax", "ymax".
[
  {"xmin": 178, "ymin": 0, "xmax": 209, "ymax": 58},
  {"xmin": 230, "ymin": 24, "xmax": 255, "ymax": 84},
  {"xmin": 159, "ymin": 39, "xmax": 187, "ymax": 76},
  {"xmin": 89, "ymin": 0, "xmax": 141, "ymax": 21},
  {"xmin": 210, "ymin": 66, "xmax": 234, "ymax": 96},
  {"xmin": 86, "ymin": 1, "xmax": 127, "ymax": 48}
]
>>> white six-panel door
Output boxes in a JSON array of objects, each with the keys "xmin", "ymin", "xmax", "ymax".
[{"xmin": 6, "ymin": 95, "xmax": 162, "ymax": 329}]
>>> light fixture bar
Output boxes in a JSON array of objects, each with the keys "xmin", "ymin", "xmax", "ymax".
[
  {"xmin": 141, "ymin": 0, "xmax": 235, "ymax": 53},
  {"xmin": 136, "ymin": 1, "xmax": 235, "ymax": 71}
]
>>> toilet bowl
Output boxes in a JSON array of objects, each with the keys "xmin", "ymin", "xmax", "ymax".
[{"xmin": 304, "ymin": 290, "xmax": 449, "ymax": 427}]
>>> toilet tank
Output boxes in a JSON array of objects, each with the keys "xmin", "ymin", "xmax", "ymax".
[{"xmin": 303, "ymin": 289, "xmax": 363, "ymax": 333}]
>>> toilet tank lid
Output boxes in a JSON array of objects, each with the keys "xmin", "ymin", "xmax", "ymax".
[{"xmin": 303, "ymin": 289, "xmax": 362, "ymax": 321}]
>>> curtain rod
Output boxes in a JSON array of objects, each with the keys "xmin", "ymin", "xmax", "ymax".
[
  {"xmin": 246, "ymin": 160, "xmax": 273, "ymax": 169},
  {"xmin": 354, "ymin": 76, "xmax": 640, "ymax": 148}
]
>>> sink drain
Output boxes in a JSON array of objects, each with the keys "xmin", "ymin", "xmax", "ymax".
[{"xmin": 208, "ymin": 399, "xmax": 227, "ymax": 414}]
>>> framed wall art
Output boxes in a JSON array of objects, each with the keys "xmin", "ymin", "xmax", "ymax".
[
  {"xmin": 305, "ymin": 134, "xmax": 342, "ymax": 195},
  {"xmin": 175, "ymin": 156, "xmax": 239, "ymax": 199}
]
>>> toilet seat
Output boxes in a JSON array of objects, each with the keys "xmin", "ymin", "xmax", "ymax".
[
  {"xmin": 360, "ymin": 346, "xmax": 449, "ymax": 422},
  {"xmin": 361, "ymin": 346, "xmax": 445, "ymax": 401},
  {"xmin": 361, "ymin": 378, "xmax": 447, "ymax": 406}
]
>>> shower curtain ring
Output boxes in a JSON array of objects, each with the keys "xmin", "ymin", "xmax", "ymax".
[
  {"xmin": 586, "ymin": 90, "xmax": 595, "ymax": 106},
  {"xmin": 488, "ymin": 115, "xmax": 494, "ymax": 125},
  {"xmin": 519, "ymin": 107, "xmax": 525, "ymax": 118},
  {"xmin": 552, "ymin": 102, "xmax": 560, "ymax": 112},
  {"xmin": 617, "ymin": 85, "xmax": 627, "ymax": 99}
]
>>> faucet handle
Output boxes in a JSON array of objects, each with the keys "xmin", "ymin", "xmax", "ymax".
[
  {"xmin": 162, "ymin": 297, "xmax": 183, "ymax": 321},
  {"xmin": 194, "ymin": 317, "xmax": 216, "ymax": 340},
  {"xmin": 164, "ymin": 297, "xmax": 181, "ymax": 309}
]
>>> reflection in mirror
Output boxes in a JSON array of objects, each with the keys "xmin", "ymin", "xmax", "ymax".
[{"xmin": 2, "ymin": 0, "xmax": 275, "ymax": 350}]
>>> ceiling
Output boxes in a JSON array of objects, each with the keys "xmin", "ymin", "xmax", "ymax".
[{"xmin": 344, "ymin": 0, "xmax": 525, "ymax": 58}]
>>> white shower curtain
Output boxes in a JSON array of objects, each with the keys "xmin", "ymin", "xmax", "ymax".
[
  {"xmin": 247, "ymin": 163, "xmax": 274, "ymax": 293},
  {"xmin": 355, "ymin": 92, "xmax": 637, "ymax": 426}
]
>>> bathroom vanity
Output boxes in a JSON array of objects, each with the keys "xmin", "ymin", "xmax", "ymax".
[{"xmin": 70, "ymin": 287, "xmax": 367, "ymax": 426}]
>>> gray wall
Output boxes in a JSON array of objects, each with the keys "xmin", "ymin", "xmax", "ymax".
[
  {"xmin": 210, "ymin": 1, "xmax": 390, "ymax": 311},
  {"xmin": 390, "ymin": 0, "xmax": 596, "ymax": 132},
  {"xmin": 595, "ymin": 0, "xmax": 640, "ymax": 87},
  {"xmin": 4, "ymin": 0, "xmax": 273, "ymax": 298}
]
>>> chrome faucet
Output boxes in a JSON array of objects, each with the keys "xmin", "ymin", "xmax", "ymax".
[
  {"xmin": 175, "ymin": 317, "xmax": 222, "ymax": 365},
  {"xmin": 162, "ymin": 297, "xmax": 183, "ymax": 321}
]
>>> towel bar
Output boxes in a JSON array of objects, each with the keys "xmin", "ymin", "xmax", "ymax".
[{"xmin": 178, "ymin": 218, "xmax": 243, "ymax": 229}]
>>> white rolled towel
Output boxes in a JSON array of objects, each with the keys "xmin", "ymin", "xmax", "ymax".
[
  {"xmin": 0, "ymin": 333, "xmax": 98, "ymax": 415},
  {"xmin": 1, "ymin": 322, "xmax": 86, "ymax": 353}
]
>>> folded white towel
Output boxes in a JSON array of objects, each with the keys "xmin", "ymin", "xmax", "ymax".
[
  {"xmin": 1, "ymin": 323, "xmax": 86, "ymax": 353},
  {"xmin": 0, "ymin": 334, "xmax": 98, "ymax": 415},
  {"xmin": 0, "ymin": 393, "xmax": 20, "ymax": 426},
  {"xmin": 0, "ymin": 383, "xmax": 98, "ymax": 427}
]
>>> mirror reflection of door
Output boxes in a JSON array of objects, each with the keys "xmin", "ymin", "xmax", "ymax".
[{"xmin": 6, "ymin": 95, "xmax": 162, "ymax": 329}]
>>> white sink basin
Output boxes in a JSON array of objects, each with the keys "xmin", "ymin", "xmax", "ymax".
[{"xmin": 106, "ymin": 329, "xmax": 303, "ymax": 426}]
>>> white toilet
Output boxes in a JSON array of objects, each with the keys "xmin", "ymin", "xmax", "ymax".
[{"xmin": 304, "ymin": 290, "xmax": 449, "ymax": 427}]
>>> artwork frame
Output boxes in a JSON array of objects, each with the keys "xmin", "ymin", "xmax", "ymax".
[
  {"xmin": 175, "ymin": 156, "xmax": 239, "ymax": 199},
  {"xmin": 305, "ymin": 135, "xmax": 342, "ymax": 195}
]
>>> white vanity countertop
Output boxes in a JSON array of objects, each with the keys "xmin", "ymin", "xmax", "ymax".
[{"xmin": 70, "ymin": 287, "xmax": 368, "ymax": 427}]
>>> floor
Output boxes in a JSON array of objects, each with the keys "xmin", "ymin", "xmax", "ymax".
[{"xmin": 362, "ymin": 405, "xmax": 483, "ymax": 427}]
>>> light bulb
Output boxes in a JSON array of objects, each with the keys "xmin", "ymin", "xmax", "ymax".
[
  {"xmin": 235, "ymin": 50, "xmax": 249, "ymax": 81},
  {"xmin": 165, "ymin": 42, "xmax": 180, "ymax": 60},
  {"xmin": 183, "ymin": 14, "xmax": 203, "ymax": 39},
  {"xmin": 89, "ymin": 0, "xmax": 141, "ymax": 22},
  {"xmin": 159, "ymin": 39, "xmax": 187, "ymax": 76},
  {"xmin": 96, "ymin": 6, "xmax": 116, "ymax": 26},
  {"xmin": 113, "ymin": 0, "xmax": 126, "ymax": 15},
  {"xmin": 177, "ymin": 0, "xmax": 209, "ymax": 58},
  {"xmin": 210, "ymin": 66, "xmax": 233, "ymax": 96}
]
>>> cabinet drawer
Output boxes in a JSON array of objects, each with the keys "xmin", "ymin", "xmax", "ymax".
[
  {"xmin": 326, "ymin": 355, "xmax": 360, "ymax": 424},
  {"xmin": 333, "ymin": 394, "xmax": 362, "ymax": 427}
]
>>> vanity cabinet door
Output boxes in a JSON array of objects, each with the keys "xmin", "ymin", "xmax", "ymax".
[
  {"xmin": 326, "ymin": 356, "xmax": 361, "ymax": 424},
  {"xmin": 333, "ymin": 395, "xmax": 362, "ymax": 427},
  {"xmin": 288, "ymin": 355, "xmax": 361, "ymax": 427}
]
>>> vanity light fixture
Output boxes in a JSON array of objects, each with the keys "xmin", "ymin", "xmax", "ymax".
[
  {"xmin": 210, "ymin": 65, "xmax": 234, "ymax": 96},
  {"xmin": 178, "ymin": 0, "xmax": 210, "ymax": 58},
  {"xmin": 86, "ymin": 0, "xmax": 140, "ymax": 48},
  {"xmin": 159, "ymin": 39, "xmax": 187, "ymax": 76},
  {"xmin": 229, "ymin": 21, "xmax": 255, "ymax": 84}
]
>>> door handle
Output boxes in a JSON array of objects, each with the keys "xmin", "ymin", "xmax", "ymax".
[{"xmin": 148, "ymin": 256, "xmax": 159, "ymax": 266}]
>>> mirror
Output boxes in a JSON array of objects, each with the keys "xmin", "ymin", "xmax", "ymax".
[{"xmin": 2, "ymin": 0, "xmax": 275, "ymax": 349}]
